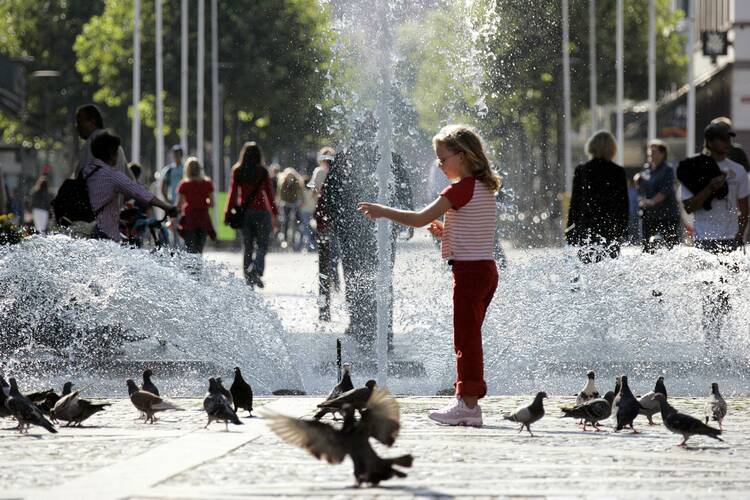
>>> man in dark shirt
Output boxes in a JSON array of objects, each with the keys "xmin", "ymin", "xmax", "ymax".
[{"xmin": 711, "ymin": 117, "xmax": 750, "ymax": 172}]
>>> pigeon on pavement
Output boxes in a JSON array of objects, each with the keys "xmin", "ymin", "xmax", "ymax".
[
  {"xmin": 141, "ymin": 369, "xmax": 160, "ymax": 396},
  {"xmin": 265, "ymin": 387, "xmax": 412, "ymax": 487},
  {"xmin": 575, "ymin": 370, "xmax": 600, "ymax": 405},
  {"xmin": 230, "ymin": 367, "xmax": 254, "ymax": 417},
  {"xmin": 126, "ymin": 379, "xmax": 181, "ymax": 423},
  {"xmin": 704, "ymin": 382, "xmax": 727, "ymax": 430},
  {"xmin": 638, "ymin": 376, "xmax": 668, "ymax": 425},
  {"xmin": 315, "ymin": 362, "xmax": 355, "ymax": 420},
  {"xmin": 561, "ymin": 391, "xmax": 615, "ymax": 431},
  {"xmin": 5, "ymin": 378, "xmax": 57, "ymax": 434},
  {"xmin": 655, "ymin": 394, "xmax": 722, "ymax": 447},
  {"xmin": 612, "ymin": 375, "xmax": 642, "ymax": 433},
  {"xmin": 316, "ymin": 379, "xmax": 376, "ymax": 414},
  {"xmin": 0, "ymin": 375, "xmax": 9, "ymax": 396},
  {"xmin": 503, "ymin": 391, "xmax": 547, "ymax": 436},
  {"xmin": 215, "ymin": 377, "xmax": 234, "ymax": 408},
  {"xmin": 203, "ymin": 378, "xmax": 242, "ymax": 431},
  {"xmin": 52, "ymin": 385, "xmax": 110, "ymax": 427}
]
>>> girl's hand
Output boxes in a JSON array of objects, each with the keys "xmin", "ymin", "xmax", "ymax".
[
  {"xmin": 357, "ymin": 202, "xmax": 385, "ymax": 220},
  {"xmin": 427, "ymin": 220, "xmax": 444, "ymax": 239}
]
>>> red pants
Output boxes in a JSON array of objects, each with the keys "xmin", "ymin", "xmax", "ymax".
[{"xmin": 452, "ymin": 260, "xmax": 498, "ymax": 398}]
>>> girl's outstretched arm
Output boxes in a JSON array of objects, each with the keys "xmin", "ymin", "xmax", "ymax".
[{"xmin": 357, "ymin": 196, "xmax": 452, "ymax": 228}]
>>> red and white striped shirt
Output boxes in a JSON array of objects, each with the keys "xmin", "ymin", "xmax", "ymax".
[{"xmin": 440, "ymin": 176, "xmax": 496, "ymax": 261}]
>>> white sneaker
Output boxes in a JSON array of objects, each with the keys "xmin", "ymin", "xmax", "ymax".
[{"xmin": 428, "ymin": 397, "xmax": 483, "ymax": 427}]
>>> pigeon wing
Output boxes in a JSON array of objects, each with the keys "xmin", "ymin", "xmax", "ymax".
[
  {"xmin": 361, "ymin": 387, "xmax": 400, "ymax": 446},
  {"xmin": 265, "ymin": 412, "xmax": 348, "ymax": 464},
  {"xmin": 317, "ymin": 386, "xmax": 369, "ymax": 409},
  {"xmin": 131, "ymin": 390, "xmax": 164, "ymax": 412},
  {"xmin": 667, "ymin": 412, "xmax": 720, "ymax": 437}
]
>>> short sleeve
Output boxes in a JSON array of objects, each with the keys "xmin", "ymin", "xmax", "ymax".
[
  {"xmin": 738, "ymin": 168, "xmax": 750, "ymax": 199},
  {"xmin": 440, "ymin": 177, "xmax": 475, "ymax": 210},
  {"xmin": 176, "ymin": 180, "xmax": 186, "ymax": 195}
]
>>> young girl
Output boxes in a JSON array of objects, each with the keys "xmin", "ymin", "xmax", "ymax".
[
  {"xmin": 176, "ymin": 157, "xmax": 216, "ymax": 254},
  {"xmin": 357, "ymin": 124, "xmax": 501, "ymax": 427}
]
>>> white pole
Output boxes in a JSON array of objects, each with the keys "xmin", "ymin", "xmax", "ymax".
[
  {"xmin": 155, "ymin": 0, "xmax": 164, "ymax": 174},
  {"xmin": 589, "ymin": 0, "xmax": 597, "ymax": 132},
  {"xmin": 563, "ymin": 0, "xmax": 572, "ymax": 193},
  {"xmin": 375, "ymin": 0, "xmax": 393, "ymax": 388},
  {"xmin": 616, "ymin": 0, "xmax": 624, "ymax": 166},
  {"xmin": 211, "ymin": 0, "xmax": 220, "ymax": 226},
  {"xmin": 180, "ymin": 0, "xmax": 189, "ymax": 153},
  {"xmin": 687, "ymin": 0, "xmax": 696, "ymax": 155},
  {"xmin": 132, "ymin": 0, "xmax": 141, "ymax": 163},
  {"xmin": 197, "ymin": 0, "xmax": 205, "ymax": 163},
  {"xmin": 648, "ymin": 0, "xmax": 657, "ymax": 140}
]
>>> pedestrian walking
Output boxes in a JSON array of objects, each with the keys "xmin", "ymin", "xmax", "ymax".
[
  {"xmin": 224, "ymin": 142, "xmax": 279, "ymax": 288},
  {"xmin": 277, "ymin": 167, "xmax": 304, "ymax": 250},
  {"xmin": 678, "ymin": 121, "xmax": 749, "ymax": 348},
  {"xmin": 176, "ymin": 157, "xmax": 216, "ymax": 254},
  {"xmin": 311, "ymin": 147, "xmax": 338, "ymax": 321},
  {"xmin": 161, "ymin": 145, "xmax": 185, "ymax": 204},
  {"xmin": 30, "ymin": 176, "xmax": 52, "ymax": 233},
  {"xmin": 74, "ymin": 104, "xmax": 131, "ymax": 180},
  {"xmin": 358, "ymin": 124, "xmax": 500, "ymax": 427},
  {"xmin": 566, "ymin": 131, "xmax": 629, "ymax": 262},
  {"xmin": 634, "ymin": 139, "xmax": 681, "ymax": 252}
]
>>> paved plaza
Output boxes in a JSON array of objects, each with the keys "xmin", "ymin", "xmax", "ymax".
[{"xmin": 1, "ymin": 395, "xmax": 749, "ymax": 499}]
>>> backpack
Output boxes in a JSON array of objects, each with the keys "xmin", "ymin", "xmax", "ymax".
[{"xmin": 51, "ymin": 165, "xmax": 103, "ymax": 225}]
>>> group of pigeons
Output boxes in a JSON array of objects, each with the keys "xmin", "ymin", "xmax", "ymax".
[
  {"xmin": 0, "ymin": 363, "xmax": 733, "ymax": 488},
  {"xmin": 0, "ymin": 366, "xmax": 256, "ymax": 433},
  {"xmin": 503, "ymin": 370, "xmax": 727, "ymax": 447}
]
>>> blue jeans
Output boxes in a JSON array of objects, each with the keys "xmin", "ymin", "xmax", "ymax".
[{"xmin": 242, "ymin": 210, "xmax": 272, "ymax": 279}]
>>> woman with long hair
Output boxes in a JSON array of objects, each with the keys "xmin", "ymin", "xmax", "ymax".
[
  {"xmin": 176, "ymin": 157, "xmax": 216, "ymax": 254},
  {"xmin": 31, "ymin": 175, "xmax": 52, "ymax": 233},
  {"xmin": 224, "ymin": 142, "xmax": 278, "ymax": 287}
]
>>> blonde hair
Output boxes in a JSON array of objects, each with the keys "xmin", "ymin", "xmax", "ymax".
[
  {"xmin": 432, "ymin": 124, "xmax": 502, "ymax": 193},
  {"xmin": 183, "ymin": 156, "xmax": 207, "ymax": 181},
  {"xmin": 586, "ymin": 130, "xmax": 617, "ymax": 161}
]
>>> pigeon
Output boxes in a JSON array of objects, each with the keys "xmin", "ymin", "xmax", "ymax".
[
  {"xmin": 265, "ymin": 387, "xmax": 412, "ymax": 486},
  {"xmin": 0, "ymin": 375, "xmax": 10, "ymax": 396},
  {"xmin": 638, "ymin": 376, "xmax": 668, "ymax": 425},
  {"xmin": 272, "ymin": 389, "xmax": 307, "ymax": 395},
  {"xmin": 52, "ymin": 385, "xmax": 110, "ymax": 427},
  {"xmin": 37, "ymin": 382, "xmax": 75, "ymax": 418},
  {"xmin": 141, "ymin": 369, "xmax": 159, "ymax": 396},
  {"xmin": 655, "ymin": 394, "xmax": 722, "ymax": 447},
  {"xmin": 316, "ymin": 379, "xmax": 376, "ymax": 414},
  {"xmin": 561, "ymin": 391, "xmax": 615, "ymax": 431},
  {"xmin": 315, "ymin": 362, "xmax": 355, "ymax": 420},
  {"xmin": 612, "ymin": 375, "xmax": 642, "ymax": 432},
  {"xmin": 203, "ymin": 378, "xmax": 243, "ymax": 430},
  {"xmin": 5, "ymin": 378, "xmax": 57, "ymax": 434},
  {"xmin": 575, "ymin": 370, "xmax": 600, "ymax": 405},
  {"xmin": 215, "ymin": 377, "xmax": 234, "ymax": 408},
  {"xmin": 126, "ymin": 379, "xmax": 181, "ymax": 423},
  {"xmin": 704, "ymin": 382, "xmax": 727, "ymax": 430},
  {"xmin": 503, "ymin": 391, "xmax": 547, "ymax": 436},
  {"xmin": 0, "ymin": 377, "xmax": 11, "ymax": 419},
  {"xmin": 230, "ymin": 366, "xmax": 254, "ymax": 417}
]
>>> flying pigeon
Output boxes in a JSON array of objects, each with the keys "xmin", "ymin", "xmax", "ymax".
[
  {"xmin": 315, "ymin": 362, "xmax": 355, "ymax": 420},
  {"xmin": 503, "ymin": 391, "xmax": 547, "ymax": 436},
  {"xmin": 141, "ymin": 369, "xmax": 159, "ymax": 396},
  {"xmin": 52, "ymin": 385, "xmax": 110, "ymax": 427},
  {"xmin": 655, "ymin": 394, "xmax": 722, "ymax": 447},
  {"xmin": 215, "ymin": 377, "xmax": 234, "ymax": 408},
  {"xmin": 575, "ymin": 370, "xmax": 600, "ymax": 406},
  {"xmin": 5, "ymin": 378, "xmax": 57, "ymax": 434},
  {"xmin": 203, "ymin": 378, "xmax": 242, "ymax": 431},
  {"xmin": 230, "ymin": 366, "xmax": 254, "ymax": 417},
  {"xmin": 704, "ymin": 382, "xmax": 727, "ymax": 430},
  {"xmin": 561, "ymin": 391, "xmax": 615, "ymax": 431},
  {"xmin": 126, "ymin": 379, "xmax": 181, "ymax": 423},
  {"xmin": 638, "ymin": 376, "xmax": 668, "ymax": 425},
  {"xmin": 316, "ymin": 379, "xmax": 376, "ymax": 414},
  {"xmin": 265, "ymin": 387, "xmax": 412, "ymax": 486},
  {"xmin": 612, "ymin": 375, "xmax": 641, "ymax": 433}
]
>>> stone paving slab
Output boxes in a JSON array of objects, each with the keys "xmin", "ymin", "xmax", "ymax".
[{"xmin": 1, "ymin": 396, "xmax": 748, "ymax": 499}]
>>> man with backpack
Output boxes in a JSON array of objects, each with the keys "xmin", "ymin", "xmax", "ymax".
[{"xmin": 84, "ymin": 132, "xmax": 177, "ymax": 241}]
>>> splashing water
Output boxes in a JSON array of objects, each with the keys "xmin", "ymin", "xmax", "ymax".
[{"xmin": 0, "ymin": 235, "xmax": 302, "ymax": 395}]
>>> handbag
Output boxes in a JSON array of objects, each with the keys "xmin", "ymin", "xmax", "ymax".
[{"xmin": 226, "ymin": 170, "xmax": 267, "ymax": 229}]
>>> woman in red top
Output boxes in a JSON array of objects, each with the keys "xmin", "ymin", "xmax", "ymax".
[
  {"xmin": 224, "ymin": 141, "xmax": 279, "ymax": 288},
  {"xmin": 176, "ymin": 157, "xmax": 216, "ymax": 253}
]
